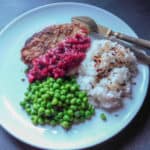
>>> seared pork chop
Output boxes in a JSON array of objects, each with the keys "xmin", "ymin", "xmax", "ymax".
[{"xmin": 21, "ymin": 23, "xmax": 89, "ymax": 64}]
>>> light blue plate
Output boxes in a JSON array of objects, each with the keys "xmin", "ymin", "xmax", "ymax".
[{"xmin": 0, "ymin": 2, "xmax": 149, "ymax": 149}]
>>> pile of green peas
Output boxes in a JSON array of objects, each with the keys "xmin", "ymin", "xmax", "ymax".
[{"xmin": 20, "ymin": 77, "xmax": 95, "ymax": 129}]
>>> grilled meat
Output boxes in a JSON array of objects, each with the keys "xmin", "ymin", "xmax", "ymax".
[{"xmin": 21, "ymin": 23, "xmax": 89, "ymax": 64}]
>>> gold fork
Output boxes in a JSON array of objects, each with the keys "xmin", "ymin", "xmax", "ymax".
[{"xmin": 72, "ymin": 16, "xmax": 150, "ymax": 64}]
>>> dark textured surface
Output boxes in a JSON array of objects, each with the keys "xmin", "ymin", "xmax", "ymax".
[{"xmin": 0, "ymin": 0, "xmax": 150, "ymax": 150}]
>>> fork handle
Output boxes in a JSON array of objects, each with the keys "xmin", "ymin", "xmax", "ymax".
[
  {"xmin": 110, "ymin": 31, "xmax": 150, "ymax": 49},
  {"xmin": 109, "ymin": 36, "xmax": 150, "ymax": 64}
]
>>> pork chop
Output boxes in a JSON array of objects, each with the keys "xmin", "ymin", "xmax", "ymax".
[{"xmin": 21, "ymin": 23, "xmax": 89, "ymax": 64}]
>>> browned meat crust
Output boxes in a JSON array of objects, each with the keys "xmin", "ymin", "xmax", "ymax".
[{"xmin": 21, "ymin": 23, "xmax": 89, "ymax": 64}]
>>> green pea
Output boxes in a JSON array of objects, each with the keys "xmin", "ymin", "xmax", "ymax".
[
  {"xmin": 20, "ymin": 101, "xmax": 26, "ymax": 108},
  {"xmin": 35, "ymin": 80, "xmax": 40, "ymax": 85},
  {"xmin": 33, "ymin": 103, "xmax": 40, "ymax": 110},
  {"xmin": 45, "ymin": 109, "xmax": 51, "ymax": 116},
  {"xmin": 31, "ymin": 85, "xmax": 37, "ymax": 91},
  {"xmin": 39, "ymin": 88, "xmax": 45, "ymax": 94},
  {"xmin": 62, "ymin": 103, "xmax": 67, "ymax": 108},
  {"xmin": 31, "ymin": 95, "xmax": 35, "ymax": 100},
  {"xmin": 25, "ymin": 103, "xmax": 30, "ymax": 109},
  {"xmin": 31, "ymin": 116, "xmax": 38, "ymax": 125},
  {"xmin": 53, "ymin": 83, "xmax": 59, "ymax": 89},
  {"xmin": 50, "ymin": 120, "xmax": 57, "ymax": 126},
  {"xmin": 57, "ymin": 112, "xmax": 63, "ymax": 119},
  {"xmin": 63, "ymin": 84, "xmax": 69, "ymax": 90},
  {"xmin": 63, "ymin": 115, "xmax": 70, "ymax": 121},
  {"xmin": 51, "ymin": 98, "xmax": 58, "ymax": 105},
  {"xmin": 24, "ymin": 97, "xmax": 30, "ymax": 102},
  {"xmin": 38, "ymin": 107, "xmax": 45, "ymax": 115},
  {"xmin": 58, "ymin": 101, "xmax": 63, "ymax": 107},
  {"xmin": 81, "ymin": 103, "xmax": 86, "ymax": 109},
  {"xmin": 37, "ymin": 98, "xmax": 42, "ymax": 103},
  {"xmin": 50, "ymin": 109, "xmax": 55, "ymax": 115},
  {"xmin": 41, "ymin": 101, "xmax": 46, "ymax": 108},
  {"xmin": 22, "ymin": 76, "xmax": 95, "ymax": 128},
  {"xmin": 31, "ymin": 110, "xmax": 37, "ymax": 115},
  {"xmin": 60, "ymin": 95, "xmax": 66, "ymax": 101},
  {"xmin": 90, "ymin": 105, "xmax": 95, "ymax": 114},
  {"xmin": 54, "ymin": 89, "xmax": 60, "ymax": 93},
  {"xmin": 26, "ymin": 93, "xmax": 31, "ymax": 99},
  {"xmin": 70, "ymin": 98, "xmax": 76, "ymax": 104},
  {"xmin": 67, "ymin": 109, "xmax": 73, "ymax": 116},
  {"xmin": 100, "ymin": 113, "xmax": 107, "ymax": 121},
  {"xmin": 82, "ymin": 97, "xmax": 88, "ymax": 103},
  {"xmin": 76, "ymin": 99, "xmax": 81, "ymax": 105},
  {"xmin": 38, "ymin": 118, "xmax": 44, "ymax": 125},
  {"xmin": 67, "ymin": 94, "xmax": 74, "ymax": 99},
  {"xmin": 60, "ymin": 85, "xmax": 65, "ymax": 90},
  {"xmin": 79, "ymin": 110, "xmax": 84, "ymax": 117},
  {"xmin": 73, "ymin": 84, "xmax": 80, "ymax": 90},
  {"xmin": 74, "ymin": 111, "xmax": 80, "ymax": 118},
  {"xmin": 47, "ymin": 77, "xmax": 55, "ymax": 83},
  {"xmin": 73, "ymin": 118, "xmax": 80, "ymax": 123},
  {"xmin": 45, "ymin": 93, "xmax": 50, "ymax": 99},
  {"xmin": 24, "ymin": 92, "xmax": 29, "ymax": 96},
  {"xmin": 79, "ymin": 117, "xmax": 85, "ymax": 122},
  {"xmin": 78, "ymin": 91, "xmax": 87, "ymax": 98},
  {"xmin": 70, "ymin": 78, "xmax": 76, "ymax": 83},
  {"xmin": 44, "ymin": 118, "xmax": 50, "ymax": 124},
  {"xmin": 61, "ymin": 89, "xmax": 67, "ymax": 95},
  {"xmin": 35, "ymin": 91, "xmax": 39, "ymax": 96},
  {"xmin": 48, "ymin": 91, "xmax": 54, "ymax": 97},
  {"xmin": 54, "ymin": 92, "xmax": 60, "ymax": 99},
  {"xmin": 44, "ymin": 84, "xmax": 49, "ymax": 88},
  {"xmin": 26, "ymin": 108, "xmax": 31, "ymax": 114},
  {"xmin": 85, "ymin": 110, "xmax": 91, "ymax": 119},
  {"xmin": 70, "ymin": 86, "xmax": 76, "ymax": 92},
  {"xmin": 56, "ymin": 78, "xmax": 63, "ymax": 84},
  {"xmin": 75, "ymin": 91, "xmax": 80, "ymax": 97},
  {"xmin": 54, "ymin": 115, "xmax": 60, "ymax": 121},
  {"xmin": 70, "ymin": 105, "xmax": 77, "ymax": 111},
  {"xmin": 32, "ymin": 99, "xmax": 37, "ymax": 104},
  {"xmin": 41, "ymin": 94, "xmax": 48, "ymax": 100},
  {"xmin": 65, "ymin": 99, "xmax": 70, "ymax": 104},
  {"xmin": 38, "ymin": 84, "xmax": 43, "ymax": 88},
  {"xmin": 60, "ymin": 121, "xmax": 70, "ymax": 129},
  {"xmin": 46, "ymin": 102, "xmax": 52, "ymax": 108}
]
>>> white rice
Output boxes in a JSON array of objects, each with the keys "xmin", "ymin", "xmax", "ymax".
[{"xmin": 77, "ymin": 39, "xmax": 137, "ymax": 110}]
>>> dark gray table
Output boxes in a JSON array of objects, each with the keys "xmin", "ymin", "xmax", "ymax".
[{"xmin": 0, "ymin": 0, "xmax": 150, "ymax": 150}]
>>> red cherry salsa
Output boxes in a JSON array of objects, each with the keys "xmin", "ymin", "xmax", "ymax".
[{"xmin": 27, "ymin": 34, "xmax": 91, "ymax": 82}]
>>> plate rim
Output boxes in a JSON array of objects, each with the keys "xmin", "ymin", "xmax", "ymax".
[{"xmin": 0, "ymin": 2, "xmax": 149, "ymax": 149}]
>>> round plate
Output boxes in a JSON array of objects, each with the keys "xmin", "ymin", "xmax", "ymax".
[{"xmin": 0, "ymin": 2, "xmax": 149, "ymax": 149}]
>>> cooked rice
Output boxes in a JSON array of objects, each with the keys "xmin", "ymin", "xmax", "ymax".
[{"xmin": 77, "ymin": 40, "xmax": 137, "ymax": 110}]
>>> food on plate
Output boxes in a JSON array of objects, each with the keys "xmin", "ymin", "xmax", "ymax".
[
  {"xmin": 20, "ymin": 21, "xmax": 138, "ymax": 128},
  {"xmin": 21, "ymin": 23, "xmax": 89, "ymax": 64},
  {"xmin": 100, "ymin": 113, "xmax": 107, "ymax": 121},
  {"xmin": 20, "ymin": 77, "xmax": 95, "ymax": 129},
  {"xmin": 27, "ymin": 34, "xmax": 91, "ymax": 83},
  {"xmin": 77, "ymin": 40, "xmax": 137, "ymax": 110}
]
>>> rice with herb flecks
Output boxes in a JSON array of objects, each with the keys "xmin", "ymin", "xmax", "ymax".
[{"xmin": 77, "ymin": 40, "xmax": 137, "ymax": 110}]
